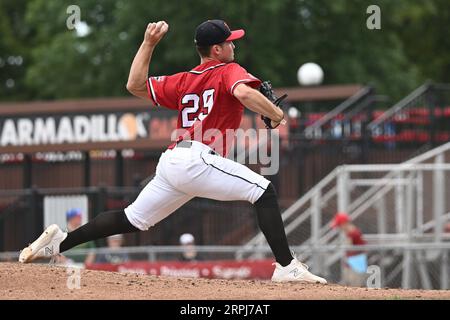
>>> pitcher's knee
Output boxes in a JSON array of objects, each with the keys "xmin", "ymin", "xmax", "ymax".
[{"xmin": 255, "ymin": 183, "xmax": 278, "ymax": 207}]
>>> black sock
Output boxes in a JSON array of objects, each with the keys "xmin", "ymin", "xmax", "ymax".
[
  {"xmin": 60, "ymin": 210, "xmax": 139, "ymax": 252},
  {"xmin": 254, "ymin": 183, "xmax": 293, "ymax": 267}
]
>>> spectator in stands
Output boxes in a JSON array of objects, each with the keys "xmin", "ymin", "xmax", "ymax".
[
  {"xmin": 331, "ymin": 212, "xmax": 368, "ymax": 287},
  {"xmin": 179, "ymin": 233, "xmax": 201, "ymax": 262},
  {"xmin": 62, "ymin": 208, "xmax": 96, "ymax": 266},
  {"xmin": 92, "ymin": 234, "xmax": 130, "ymax": 264}
]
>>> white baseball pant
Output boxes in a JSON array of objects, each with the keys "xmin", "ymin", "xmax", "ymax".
[{"xmin": 124, "ymin": 141, "xmax": 270, "ymax": 231}]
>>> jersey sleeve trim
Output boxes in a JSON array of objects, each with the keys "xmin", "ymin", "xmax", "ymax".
[
  {"xmin": 145, "ymin": 79, "xmax": 154, "ymax": 104},
  {"xmin": 147, "ymin": 77, "xmax": 160, "ymax": 106},
  {"xmin": 189, "ymin": 63, "xmax": 226, "ymax": 74},
  {"xmin": 230, "ymin": 79, "xmax": 261, "ymax": 95}
]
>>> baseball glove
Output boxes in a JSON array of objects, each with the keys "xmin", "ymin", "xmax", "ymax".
[{"xmin": 259, "ymin": 81, "xmax": 288, "ymax": 129}]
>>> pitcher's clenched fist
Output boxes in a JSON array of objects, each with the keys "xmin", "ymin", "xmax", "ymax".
[{"xmin": 144, "ymin": 21, "xmax": 169, "ymax": 47}]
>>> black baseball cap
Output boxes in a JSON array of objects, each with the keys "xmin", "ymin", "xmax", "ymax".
[{"xmin": 194, "ymin": 20, "xmax": 245, "ymax": 46}]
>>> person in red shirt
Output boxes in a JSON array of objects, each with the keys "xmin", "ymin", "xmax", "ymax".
[
  {"xmin": 331, "ymin": 212, "xmax": 368, "ymax": 287},
  {"xmin": 445, "ymin": 222, "xmax": 450, "ymax": 234},
  {"xmin": 19, "ymin": 20, "xmax": 326, "ymax": 284}
]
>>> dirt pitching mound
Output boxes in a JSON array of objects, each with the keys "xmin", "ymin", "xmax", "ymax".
[{"xmin": 0, "ymin": 262, "xmax": 449, "ymax": 300}]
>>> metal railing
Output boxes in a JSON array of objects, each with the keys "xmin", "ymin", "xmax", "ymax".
[
  {"xmin": 303, "ymin": 86, "xmax": 374, "ymax": 139},
  {"xmin": 238, "ymin": 141, "xmax": 450, "ymax": 289},
  {"xmin": 368, "ymin": 82, "xmax": 450, "ymax": 147}
]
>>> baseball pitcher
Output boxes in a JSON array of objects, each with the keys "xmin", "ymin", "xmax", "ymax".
[{"xmin": 19, "ymin": 19, "xmax": 326, "ymax": 284}]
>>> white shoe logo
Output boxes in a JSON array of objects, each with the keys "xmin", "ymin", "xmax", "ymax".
[
  {"xmin": 289, "ymin": 268, "xmax": 300, "ymax": 278},
  {"xmin": 45, "ymin": 246, "xmax": 53, "ymax": 256}
]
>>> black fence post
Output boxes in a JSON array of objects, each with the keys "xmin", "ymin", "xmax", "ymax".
[
  {"xmin": 297, "ymin": 140, "xmax": 307, "ymax": 197},
  {"xmin": 0, "ymin": 217, "xmax": 3, "ymax": 252},
  {"xmin": 23, "ymin": 154, "xmax": 32, "ymax": 189},
  {"xmin": 427, "ymin": 83, "xmax": 437, "ymax": 147},
  {"xmin": 84, "ymin": 151, "xmax": 91, "ymax": 187},
  {"xmin": 115, "ymin": 150, "xmax": 124, "ymax": 187},
  {"xmin": 26, "ymin": 187, "xmax": 41, "ymax": 243},
  {"xmin": 97, "ymin": 186, "xmax": 107, "ymax": 217}
]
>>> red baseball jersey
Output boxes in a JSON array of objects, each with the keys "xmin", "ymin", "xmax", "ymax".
[
  {"xmin": 346, "ymin": 228, "xmax": 367, "ymax": 257},
  {"xmin": 146, "ymin": 60, "xmax": 261, "ymax": 156}
]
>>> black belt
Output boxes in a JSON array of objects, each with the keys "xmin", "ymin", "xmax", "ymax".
[
  {"xmin": 176, "ymin": 140, "xmax": 192, "ymax": 148},
  {"xmin": 176, "ymin": 140, "xmax": 218, "ymax": 155}
]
